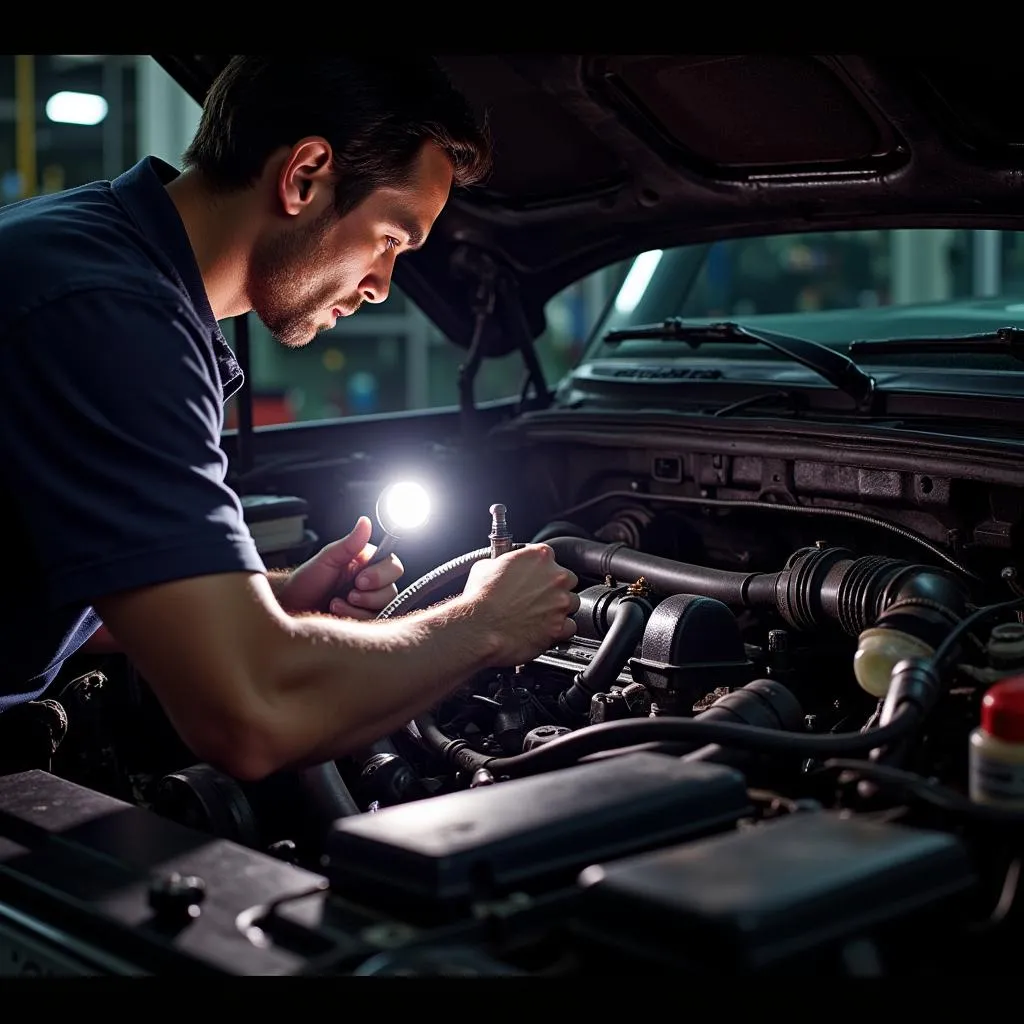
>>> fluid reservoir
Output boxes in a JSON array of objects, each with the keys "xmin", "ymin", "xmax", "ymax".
[
  {"xmin": 852, "ymin": 572, "xmax": 967, "ymax": 698},
  {"xmin": 969, "ymin": 675, "xmax": 1024, "ymax": 807},
  {"xmin": 853, "ymin": 626, "xmax": 935, "ymax": 698}
]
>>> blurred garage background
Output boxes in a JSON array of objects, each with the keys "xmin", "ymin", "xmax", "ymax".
[{"xmin": 3, "ymin": 55, "xmax": 1021, "ymax": 428}]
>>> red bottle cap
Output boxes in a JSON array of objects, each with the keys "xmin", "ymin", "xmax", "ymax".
[{"xmin": 981, "ymin": 676, "xmax": 1024, "ymax": 742}]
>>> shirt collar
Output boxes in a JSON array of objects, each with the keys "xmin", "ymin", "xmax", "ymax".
[{"xmin": 111, "ymin": 157, "xmax": 244, "ymax": 399}]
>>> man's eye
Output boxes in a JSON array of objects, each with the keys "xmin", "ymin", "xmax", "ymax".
[{"xmin": 384, "ymin": 236, "xmax": 400, "ymax": 252}]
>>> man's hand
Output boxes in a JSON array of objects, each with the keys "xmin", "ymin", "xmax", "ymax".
[
  {"xmin": 462, "ymin": 543, "xmax": 581, "ymax": 666},
  {"xmin": 273, "ymin": 516, "xmax": 404, "ymax": 619}
]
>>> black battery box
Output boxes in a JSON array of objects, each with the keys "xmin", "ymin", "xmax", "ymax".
[{"xmin": 573, "ymin": 809, "xmax": 977, "ymax": 972}]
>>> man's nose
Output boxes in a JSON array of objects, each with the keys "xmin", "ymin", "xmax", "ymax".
[{"xmin": 361, "ymin": 258, "xmax": 394, "ymax": 304}]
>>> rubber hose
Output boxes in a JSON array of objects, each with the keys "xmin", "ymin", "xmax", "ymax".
[
  {"xmin": 562, "ymin": 598, "xmax": 648, "ymax": 717},
  {"xmin": 377, "ymin": 546, "xmax": 492, "ymax": 620},
  {"xmin": 378, "ymin": 536, "xmax": 773, "ymax": 623},
  {"xmin": 295, "ymin": 761, "xmax": 361, "ymax": 820},
  {"xmin": 546, "ymin": 536, "xmax": 780, "ymax": 608},
  {"xmin": 414, "ymin": 713, "xmax": 452, "ymax": 754},
  {"xmin": 531, "ymin": 520, "xmax": 594, "ymax": 543},
  {"xmin": 463, "ymin": 704, "xmax": 922, "ymax": 778},
  {"xmin": 578, "ymin": 598, "xmax": 647, "ymax": 694}
]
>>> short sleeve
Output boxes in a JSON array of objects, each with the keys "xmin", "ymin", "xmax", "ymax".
[{"xmin": 0, "ymin": 287, "xmax": 266, "ymax": 608}]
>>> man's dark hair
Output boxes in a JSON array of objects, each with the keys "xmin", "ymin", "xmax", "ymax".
[{"xmin": 182, "ymin": 56, "xmax": 492, "ymax": 218}]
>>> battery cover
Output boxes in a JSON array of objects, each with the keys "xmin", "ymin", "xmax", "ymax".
[{"xmin": 575, "ymin": 810, "xmax": 976, "ymax": 970}]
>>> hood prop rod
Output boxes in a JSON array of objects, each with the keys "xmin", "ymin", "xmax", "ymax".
[
  {"xmin": 456, "ymin": 251, "xmax": 551, "ymax": 441},
  {"xmin": 457, "ymin": 256, "xmax": 497, "ymax": 440},
  {"xmin": 497, "ymin": 271, "xmax": 551, "ymax": 415}
]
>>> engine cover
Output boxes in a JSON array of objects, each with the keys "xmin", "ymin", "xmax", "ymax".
[{"xmin": 325, "ymin": 753, "xmax": 751, "ymax": 910}]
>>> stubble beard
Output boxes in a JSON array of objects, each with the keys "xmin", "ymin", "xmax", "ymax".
[{"xmin": 248, "ymin": 205, "xmax": 342, "ymax": 349}]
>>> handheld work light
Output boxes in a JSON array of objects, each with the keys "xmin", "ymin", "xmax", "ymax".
[{"xmin": 368, "ymin": 481, "xmax": 432, "ymax": 565}]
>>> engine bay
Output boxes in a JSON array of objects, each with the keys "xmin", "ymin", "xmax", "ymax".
[
  {"xmin": 3, "ymin": 427, "xmax": 1024, "ymax": 976},
  {"xmin": 11, "ymin": 50, "xmax": 1024, "ymax": 978}
]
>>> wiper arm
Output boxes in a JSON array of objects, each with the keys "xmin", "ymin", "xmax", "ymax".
[
  {"xmin": 848, "ymin": 325, "xmax": 1024, "ymax": 362},
  {"xmin": 603, "ymin": 318, "xmax": 877, "ymax": 410}
]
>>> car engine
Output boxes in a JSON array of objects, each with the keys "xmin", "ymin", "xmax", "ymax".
[{"xmin": 3, "ymin": 436, "xmax": 1024, "ymax": 976}]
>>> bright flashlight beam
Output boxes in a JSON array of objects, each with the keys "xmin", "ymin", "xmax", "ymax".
[
  {"xmin": 614, "ymin": 249, "xmax": 663, "ymax": 314},
  {"xmin": 383, "ymin": 482, "xmax": 430, "ymax": 532},
  {"xmin": 45, "ymin": 91, "xmax": 109, "ymax": 126}
]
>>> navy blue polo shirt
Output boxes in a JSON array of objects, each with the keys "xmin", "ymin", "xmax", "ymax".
[{"xmin": 0, "ymin": 156, "xmax": 266, "ymax": 712}]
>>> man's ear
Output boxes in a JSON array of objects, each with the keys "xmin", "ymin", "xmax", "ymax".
[{"xmin": 277, "ymin": 137, "xmax": 334, "ymax": 216}]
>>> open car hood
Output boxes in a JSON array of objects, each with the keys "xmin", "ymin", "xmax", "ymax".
[{"xmin": 153, "ymin": 54, "xmax": 1024, "ymax": 357}]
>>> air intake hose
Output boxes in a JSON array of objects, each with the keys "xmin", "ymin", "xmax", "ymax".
[{"xmin": 544, "ymin": 537, "xmax": 970, "ymax": 637}]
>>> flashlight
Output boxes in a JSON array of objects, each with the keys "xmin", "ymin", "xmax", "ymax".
[{"xmin": 368, "ymin": 480, "xmax": 431, "ymax": 565}]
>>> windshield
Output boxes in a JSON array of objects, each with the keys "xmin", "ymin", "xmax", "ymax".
[{"xmin": 582, "ymin": 228, "xmax": 1024, "ymax": 367}]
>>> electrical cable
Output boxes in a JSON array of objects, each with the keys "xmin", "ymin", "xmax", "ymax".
[
  {"xmin": 416, "ymin": 702, "xmax": 923, "ymax": 779},
  {"xmin": 969, "ymin": 857, "xmax": 1021, "ymax": 933},
  {"xmin": 929, "ymin": 594, "xmax": 1024, "ymax": 673}
]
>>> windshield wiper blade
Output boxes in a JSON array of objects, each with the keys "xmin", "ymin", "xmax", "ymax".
[
  {"xmin": 602, "ymin": 318, "xmax": 877, "ymax": 410},
  {"xmin": 848, "ymin": 326, "xmax": 1024, "ymax": 362}
]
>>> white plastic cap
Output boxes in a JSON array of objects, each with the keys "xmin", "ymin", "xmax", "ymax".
[{"xmin": 853, "ymin": 626, "xmax": 935, "ymax": 698}]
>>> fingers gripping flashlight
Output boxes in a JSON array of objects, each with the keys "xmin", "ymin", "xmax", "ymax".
[{"xmin": 368, "ymin": 481, "xmax": 431, "ymax": 566}]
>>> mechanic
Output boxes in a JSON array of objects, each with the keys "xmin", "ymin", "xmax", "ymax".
[{"xmin": 0, "ymin": 56, "xmax": 580, "ymax": 780}]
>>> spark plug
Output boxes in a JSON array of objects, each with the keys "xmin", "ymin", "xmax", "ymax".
[
  {"xmin": 488, "ymin": 503, "xmax": 519, "ymax": 688},
  {"xmin": 489, "ymin": 503, "xmax": 513, "ymax": 558}
]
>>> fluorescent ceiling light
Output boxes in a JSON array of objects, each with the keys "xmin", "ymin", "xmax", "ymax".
[
  {"xmin": 45, "ymin": 91, "xmax": 109, "ymax": 126},
  {"xmin": 614, "ymin": 249, "xmax": 664, "ymax": 314}
]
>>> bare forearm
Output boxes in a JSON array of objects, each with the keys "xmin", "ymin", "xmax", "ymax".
[
  {"xmin": 83, "ymin": 569, "xmax": 287, "ymax": 654},
  {"xmin": 262, "ymin": 596, "xmax": 499, "ymax": 770},
  {"xmin": 266, "ymin": 569, "xmax": 290, "ymax": 599},
  {"xmin": 93, "ymin": 546, "xmax": 575, "ymax": 781}
]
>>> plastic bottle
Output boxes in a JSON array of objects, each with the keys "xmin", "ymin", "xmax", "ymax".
[{"xmin": 969, "ymin": 675, "xmax": 1024, "ymax": 806}]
